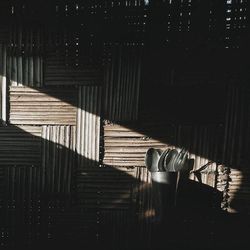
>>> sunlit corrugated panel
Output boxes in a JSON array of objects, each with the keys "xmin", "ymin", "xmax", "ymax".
[
  {"xmin": 0, "ymin": 125, "xmax": 41, "ymax": 165},
  {"xmin": 9, "ymin": 86, "xmax": 77, "ymax": 125},
  {"xmin": 227, "ymin": 168, "xmax": 250, "ymax": 213},
  {"xmin": 103, "ymin": 123, "xmax": 175, "ymax": 166},
  {"xmin": 103, "ymin": 123, "xmax": 222, "ymax": 190},
  {"xmin": 0, "ymin": 43, "xmax": 7, "ymax": 123},
  {"xmin": 41, "ymin": 125, "xmax": 76, "ymax": 194},
  {"xmin": 76, "ymin": 86, "xmax": 102, "ymax": 168}
]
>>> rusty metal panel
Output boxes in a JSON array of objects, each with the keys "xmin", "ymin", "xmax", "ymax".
[
  {"xmin": 76, "ymin": 86, "xmax": 102, "ymax": 168},
  {"xmin": 0, "ymin": 126, "xmax": 41, "ymax": 165},
  {"xmin": 9, "ymin": 86, "xmax": 77, "ymax": 125}
]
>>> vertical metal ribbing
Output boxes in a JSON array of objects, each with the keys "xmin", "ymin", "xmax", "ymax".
[
  {"xmin": 45, "ymin": 126, "xmax": 50, "ymax": 192},
  {"xmin": 10, "ymin": 25, "xmax": 16, "ymax": 87},
  {"xmin": 67, "ymin": 125, "xmax": 73, "ymax": 193},
  {"xmin": 104, "ymin": 55, "xmax": 110, "ymax": 119},
  {"xmin": 51, "ymin": 126, "xmax": 56, "ymax": 193},
  {"xmin": 12, "ymin": 33, "xmax": 17, "ymax": 87},
  {"xmin": 68, "ymin": 125, "xmax": 76, "ymax": 194},
  {"xmin": 90, "ymin": 86, "xmax": 96, "ymax": 167},
  {"xmin": 76, "ymin": 86, "xmax": 82, "ymax": 166},
  {"xmin": 23, "ymin": 28, "xmax": 29, "ymax": 86},
  {"xmin": 34, "ymin": 29, "xmax": 40, "ymax": 87},
  {"xmin": 94, "ymin": 86, "xmax": 101, "ymax": 166},
  {"xmin": 41, "ymin": 126, "xmax": 46, "ymax": 193},
  {"xmin": 0, "ymin": 44, "xmax": 7, "ymax": 123},
  {"xmin": 0, "ymin": 44, "xmax": 2, "ymax": 120},
  {"xmin": 17, "ymin": 26, "xmax": 22, "ymax": 86},
  {"xmin": 104, "ymin": 46, "xmax": 141, "ymax": 122},
  {"xmin": 88, "ymin": 87, "xmax": 93, "ymax": 166},
  {"xmin": 129, "ymin": 49, "xmax": 135, "ymax": 120},
  {"xmin": 123, "ymin": 51, "xmax": 130, "ymax": 121},
  {"xmin": 223, "ymin": 85, "xmax": 232, "ymax": 165},
  {"xmin": 236, "ymin": 87, "xmax": 245, "ymax": 167},
  {"xmin": 42, "ymin": 125, "xmax": 75, "ymax": 194},
  {"xmin": 84, "ymin": 86, "xmax": 89, "ymax": 167},
  {"xmin": 76, "ymin": 86, "xmax": 101, "ymax": 168},
  {"xmin": 28, "ymin": 29, "xmax": 34, "ymax": 87},
  {"xmin": 108, "ymin": 51, "xmax": 115, "ymax": 120},
  {"xmin": 78, "ymin": 86, "xmax": 83, "ymax": 167},
  {"xmin": 134, "ymin": 51, "xmax": 141, "ymax": 120},
  {"xmin": 8, "ymin": 26, "xmax": 44, "ymax": 87},
  {"xmin": 116, "ymin": 47, "xmax": 122, "ymax": 121},
  {"xmin": 119, "ymin": 52, "xmax": 125, "ymax": 121}
]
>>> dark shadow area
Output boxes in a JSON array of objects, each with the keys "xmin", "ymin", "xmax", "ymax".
[
  {"xmin": 0, "ymin": 121, "xmax": 138, "ymax": 249},
  {"xmin": 0, "ymin": 122, "xmax": 249, "ymax": 250}
]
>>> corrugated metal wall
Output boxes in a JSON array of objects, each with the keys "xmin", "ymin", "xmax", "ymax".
[
  {"xmin": 9, "ymin": 87, "xmax": 77, "ymax": 125},
  {"xmin": 0, "ymin": 0, "xmax": 250, "ymax": 248}
]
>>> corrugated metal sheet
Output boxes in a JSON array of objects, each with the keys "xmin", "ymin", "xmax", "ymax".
[
  {"xmin": 0, "ymin": 24, "xmax": 9, "ymax": 43},
  {"xmin": 0, "ymin": 165, "xmax": 43, "ymax": 247},
  {"xmin": 104, "ymin": 46, "xmax": 141, "ymax": 122},
  {"xmin": 99, "ymin": 210, "xmax": 133, "ymax": 250},
  {"xmin": 41, "ymin": 125, "xmax": 76, "ymax": 194},
  {"xmin": 0, "ymin": 125, "xmax": 41, "ymax": 165},
  {"xmin": 103, "ymin": 122, "xmax": 222, "ymax": 186},
  {"xmin": 103, "ymin": 123, "xmax": 173, "ymax": 166},
  {"xmin": 8, "ymin": 26, "xmax": 44, "ymax": 87},
  {"xmin": 0, "ymin": 1, "xmax": 249, "ymax": 247},
  {"xmin": 185, "ymin": 125, "xmax": 222, "ymax": 189},
  {"xmin": 134, "ymin": 166, "xmax": 154, "ymax": 249},
  {"xmin": 9, "ymin": 86, "xmax": 77, "ymax": 125},
  {"xmin": 222, "ymin": 85, "xmax": 245, "ymax": 168},
  {"xmin": 0, "ymin": 43, "xmax": 7, "ymax": 123},
  {"xmin": 76, "ymin": 86, "xmax": 102, "ymax": 168},
  {"xmin": 76, "ymin": 166, "xmax": 136, "ymax": 210},
  {"xmin": 227, "ymin": 168, "xmax": 250, "ymax": 213},
  {"xmin": 218, "ymin": 85, "xmax": 250, "ymax": 213},
  {"xmin": 44, "ymin": 51, "xmax": 102, "ymax": 86}
]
